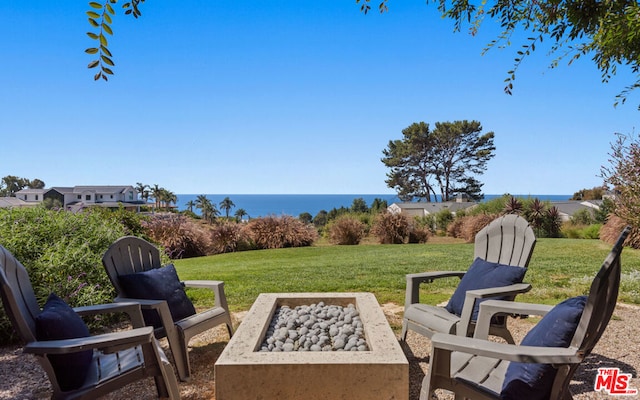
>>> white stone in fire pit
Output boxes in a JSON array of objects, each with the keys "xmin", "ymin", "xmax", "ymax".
[{"xmin": 214, "ymin": 292, "xmax": 409, "ymax": 400}]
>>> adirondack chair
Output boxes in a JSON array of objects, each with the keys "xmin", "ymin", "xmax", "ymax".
[
  {"xmin": 421, "ymin": 226, "xmax": 630, "ymax": 400},
  {"xmin": 102, "ymin": 236, "xmax": 233, "ymax": 382},
  {"xmin": 0, "ymin": 244, "xmax": 180, "ymax": 400},
  {"xmin": 402, "ymin": 214, "xmax": 536, "ymax": 343}
]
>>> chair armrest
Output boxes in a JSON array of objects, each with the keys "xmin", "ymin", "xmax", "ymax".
[
  {"xmin": 183, "ymin": 280, "xmax": 229, "ymax": 310},
  {"xmin": 113, "ymin": 297, "xmax": 174, "ymax": 330},
  {"xmin": 457, "ymin": 283, "xmax": 532, "ymax": 337},
  {"xmin": 405, "ymin": 271, "xmax": 465, "ymax": 307},
  {"xmin": 73, "ymin": 301, "xmax": 145, "ymax": 329},
  {"xmin": 24, "ymin": 326, "xmax": 155, "ymax": 355},
  {"xmin": 473, "ymin": 300, "xmax": 553, "ymax": 340},
  {"xmin": 430, "ymin": 332, "xmax": 583, "ymax": 365}
]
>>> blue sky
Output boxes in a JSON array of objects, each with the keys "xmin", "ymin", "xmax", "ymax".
[{"xmin": 1, "ymin": 1, "xmax": 638, "ymax": 195}]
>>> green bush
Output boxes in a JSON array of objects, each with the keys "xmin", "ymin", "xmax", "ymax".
[
  {"xmin": 371, "ymin": 212, "xmax": 410, "ymax": 244},
  {"xmin": 243, "ymin": 215, "xmax": 318, "ymax": 249},
  {"xmin": 562, "ymin": 223, "xmax": 601, "ymax": 239},
  {"xmin": 570, "ymin": 208, "xmax": 595, "ymax": 225},
  {"xmin": 327, "ymin": 215, "xmax": 366, "ymax": 245},
  {"xmin": 469, "ymin": 195, "xmax": 512, "ymax": 215},
  {"xmin": 0, "ymin": 207, "xmax": 127, "ymax": 344},
  {"xmin": 435, "ymin": 209, "xmax": 454, "ymax": 232},
  {"xmin": 413, "ymin": 215, "xmax": 435, "ymax": 233}
]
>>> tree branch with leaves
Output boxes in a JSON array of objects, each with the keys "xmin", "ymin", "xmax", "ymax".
[
  {"xmin": 357, "ymin": 0, "xmax": 640, "ymax": 108},
  {"xmin": 85, "ymin": 0, "xmax": 145, "ymax": 81}
]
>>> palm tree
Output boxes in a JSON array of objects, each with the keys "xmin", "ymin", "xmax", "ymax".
[
  {"xmin": 135, "ymin": 182, "xmax": 149, "ymax": 202},
  {"xmin": 234, "ymin": 208, "xmax": 248, "ymax": 222},
  {"xmin": 162, "ymin": 189, "xmax": 177, "ymax": 211},
  {"xmin": 208, "ymin": 203, "xmax": 220, "ymax": 223},
  {"xmin": 195, "ymin": 195, "xmax": 219, "ymax": 222},
  {"xmin": 195, "ymin": 195, "xmax": 210, "ymax": 218},
  {"xmin": 219, "ymin": 197, "xmax": 235, "ymax": 219},
  {"xmin": 185, "ymin": 200, "xmax": 196, "ymax": 213},
  {"xmin": 150, "ymin": 184, "xmax": 162, "ymax": 211}
]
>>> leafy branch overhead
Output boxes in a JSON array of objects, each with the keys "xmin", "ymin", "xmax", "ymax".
[
  {"xmin": 357, "ymin": 0, "xmax": 640, "ymax": 108},
  {"xmin": 85, "ymin": 0, "xmax": 144, "ymax": 81}
]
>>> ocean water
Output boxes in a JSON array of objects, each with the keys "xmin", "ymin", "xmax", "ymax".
[{"xmin": 174, "ymin": 194, "xmax": 571, "ymax": 218}]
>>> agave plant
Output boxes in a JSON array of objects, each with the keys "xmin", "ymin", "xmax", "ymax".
[
  {"xmin": 503, "ymin": 196, "xmax": 523, "ymax": 215},
  {"xmin": 544, "ymin": 206, "xmax": 563, "ymax": 238}
]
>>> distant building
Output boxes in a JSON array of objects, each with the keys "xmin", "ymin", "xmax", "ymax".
[
  {"xmin": 550, "ymin": 200, "xmax": 602, "ymax": 222},
  {"xmin": 388, "ymin": 198, "xmax": 603, "ymax": 222},
  {"xmin": 7, "ymin": 185, "xmax": 145, "ymax": 212},
  {"xmin": 0, "ymin": 196, "xmax": 34, "ymax": 208},
  {"xmin": 388, "ymin": 197, "xmax": 477, "ymax": 217}
]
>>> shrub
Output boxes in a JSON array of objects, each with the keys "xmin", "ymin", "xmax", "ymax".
[
  {"xmin": 414, "ymin": 215, "xmax": 436, "ymax": 233},
  {"xmin": 143, "ymin": 214, "xmax": 210, "ymax": 258},
  {"xmin": 209, "ymin": 221, "xmax": 249, "ymax": 254},
  {"xmin": 544, "ymin": 206, "xmax": 563, "ymax": 238},
  {"xmin": 407, "ymin": 224, "xmax": 430, "ymax": 243},
  {"xmin": 581, "ymin": 224, "xmax": 602, "ymax": 239},
  {"xmin": 561, "ymin": 223, "xmax": 601, "ymax": 239},
  {"xmin": 96, "ymin": 206, "xmax": 148, "ymax": 237},
  {"xmin": 243, "ymin": 215, "xmax": 318, "ymax": 249},
  {"xmin": 503, "ymin": 196, "xmax": 524, "ymax": 215},
  {"xmin": 451, "ymin": 214, "xmax": 497, "ymax": 242},
  {"xmin": 327, "ymin": 216, "xmax": 366, "ymax": 245},
  {"xmin": 371, "ymin": 212, "xmax": 410, "ymax": 244},
  {"xmin": 446, "ymin": 217, "xmax": 465, "ymax": 238},
  {"xmin": 570, "ymin": 209, "xmax": 595, "ymax": 225},
  {"xmin": 601, "ymin": 215, "xmax": 640, "ymax": 247},
  {"xmin": 595, "ymin": 197, "xmax": 615, "ymax": 223},
  {"xmin": 435, "ymin": 209, "xmax": 454, "ymax": 232},
  {"xmin": 0, "ymin": 207, "xmax": 127, "ymax": 344},
  {"xmin": 469, "ymin": 195, "xmax": 511, "ymax": 215}
]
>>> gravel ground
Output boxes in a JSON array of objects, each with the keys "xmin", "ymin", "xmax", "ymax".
[{"xmin": 1, "ymin": 303, "xmax": 639, "ymax": 400}]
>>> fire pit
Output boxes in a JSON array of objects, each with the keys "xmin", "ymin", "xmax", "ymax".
[{"xmin": 214, "ymin": 292, "xmax": 409, "ymax": 400}]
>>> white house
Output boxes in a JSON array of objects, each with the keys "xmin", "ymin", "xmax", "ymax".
[
  {"xmin": 10, "ymin": 185, "xmax": 144, "ymax": 212},
  {"xmin": 388, "ymin": 200, "xmax": 477, "ymax": 217}
]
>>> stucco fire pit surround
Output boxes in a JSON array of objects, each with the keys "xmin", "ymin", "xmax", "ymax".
[{"xmin": 214, "ymin": 292, "xmax": 409, "ymax": 399}]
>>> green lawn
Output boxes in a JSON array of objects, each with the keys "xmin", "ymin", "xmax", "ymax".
[{"xmin": 173, "ymin": 238, "xmax": 640, "ymax": 312}]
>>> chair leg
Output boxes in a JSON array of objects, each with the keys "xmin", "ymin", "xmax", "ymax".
[
  {"xmin": 177, "ymin": 331, "xmax": 192, "ymax": 382},
  {"xmin": 165, "ymin": 328, "xmax": 190, "ymax": 382},
  {"xmin": 226, "ymin": 322, "xmax": 234, "ymax": 338},
  {"xmin": 150, "ymin": 341, "xmax": 180, "ymax": 399},
  {"xmin": 225, "ymin": 313, "xmax": 234, "ymax": 337},
  {"xmin": 400, "ymin": 318, "xmax": 409, "ymax": 341}
]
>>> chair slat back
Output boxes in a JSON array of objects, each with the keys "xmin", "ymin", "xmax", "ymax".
[
  {"xmin": 102, "ymin": 236, "xmax": 163, "ymax": 296},
  {"xmin": 572, "ymin": 226, "xmax": 630, "ymax": 354},
  {"xmin": 0, "ymin": 245, "xmax": 41, "ymax": 343},
  {"xmin": 474, "ymin": 214, "xmax": 536, "ymax": 268}
]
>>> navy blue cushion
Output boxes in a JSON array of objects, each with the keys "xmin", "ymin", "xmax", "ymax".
[
  {"xmin": 118, "ymin": 264, "xmax": 196, "ymax": 329},
  {"xmin": 445, "ymin": 257, "xmax": 527, "ymax": 320},
  {"xmin": 35, "ymin": 293, "xmax": 92, "ymax": 391},
  {"xmin": 501, "ymin": 296, "xmax": 587, "ymax": 400}
]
